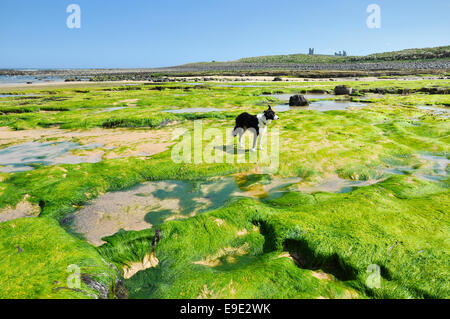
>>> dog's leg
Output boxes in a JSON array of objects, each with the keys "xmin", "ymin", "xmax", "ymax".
[
  {"xmin": 259, "ymin": 127, "xmax": 266, "ymax": 150},
  {"xmin": 238, "ymin": 128, "xmax": 244, "ymax": 148},
  {"xmin": 251, "ymin": 130, "xmax": 257, "ymax": 152}
]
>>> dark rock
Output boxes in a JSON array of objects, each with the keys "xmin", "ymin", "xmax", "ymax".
[
  {"xmin": 114, "ymin": 278, "xmax": 128, "ymax": 299},
  {"xmin": 152, "ymin": 228, "xmax": 162, "ymax": 249},
  {"xmin": 309, "ymin": 89, "xmax": 328, "ymax": 94},
  {"xmin": 273, "ymin": 77, "xmax": 282, "ymax": 81},
  {"xmin": 289, "ymin": 95, "xmax": 309, "ymax": 106},
  {"xmin": 334, "ymin": 85, "xmax": 353, "ymax": 95},
  {"xmin": 81, "ymin": 274, "xmax": 109, "ymax": 299},
  {"xmin": 60, "ymin": 214, "xmax": 75, "ymax": 226},
  {"xmin": 160, "ymin": 119, "xmax": 170, "ymax": 127}
]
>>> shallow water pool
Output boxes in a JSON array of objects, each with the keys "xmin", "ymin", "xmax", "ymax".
[
  {"xmin": 69, "ymin": 174, "xmax": 301, "ymax": 245},
  {"xmin": 0, "ymin": 94, "xmax": 41, "ymax": 98},
  {"xmin": 382, "ymin": 153, "xmax": 449, "ymax": 182},
  {"xmin": 265, "ymin": 93, "xmax": 331, "ymax": 101},
  {"xmin": 0, "ymin": 141, "xmax": 103, "ymax": 172},
  {"xmin": 295, "ymin": 178, "xmax": 380, "ymax": 194},
  {"xmin": 274, "ymin": 100, "xmax": 367, "ymax": 112},
  {"xmin": 96, "ymin": 107, "xmax": 126, "ymax": 113},
  {"xmin": 418, "ymin": 105, "xmax": 450, "ymax": 118},
  {"xmin": 163, "ymin": 107, "xmax": 222, "ymax": 113}
]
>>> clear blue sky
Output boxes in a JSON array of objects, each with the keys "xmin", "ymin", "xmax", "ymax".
[{"xmin": 0, "ymin": 0, "xmax": 449, "ymax": 68}]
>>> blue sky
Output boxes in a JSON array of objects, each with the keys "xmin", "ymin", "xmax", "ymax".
[{"xmin": 0, "ymin": 0, "xmax": 449, "ymax": 68}]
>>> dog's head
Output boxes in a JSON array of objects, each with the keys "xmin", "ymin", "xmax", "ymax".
[{"xmin": 264, "ymin": 105, "xmax": 279, "ymax": 123}]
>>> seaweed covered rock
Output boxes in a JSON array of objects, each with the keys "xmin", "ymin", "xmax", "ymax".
[
  {"xmin": 334, "ymin": 85, "xmax": 353, "ymax": 95},
  {"xmin": 289, "ymin": 94, "xmax": 309, "ymax": 106}
]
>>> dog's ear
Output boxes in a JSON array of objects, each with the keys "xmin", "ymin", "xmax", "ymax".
[{"xmin": 268, "ymin": 105, "xmax": 272, "ymax": 110}]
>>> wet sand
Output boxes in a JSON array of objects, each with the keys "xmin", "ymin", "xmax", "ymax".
[{"xmin": 0, "ymin": 127, "xmax": 175, "ymax": 168}]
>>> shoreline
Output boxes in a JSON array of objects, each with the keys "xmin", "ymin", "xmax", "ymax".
[{"xmin": 0, "ymin": 75, "xmax": 448, "ymax": 91}]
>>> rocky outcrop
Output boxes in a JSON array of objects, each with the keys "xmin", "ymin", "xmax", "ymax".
[
  {"xmin": 358, "ymin": 87, "xmax": 450, "ymax": 95},
  {"xmin": 289, "ymin": 95, "xmax": 309, "ymax": 106},
  {"xmin": 334, "ymin": 85, "xmax": 353, "ymax": 95}
]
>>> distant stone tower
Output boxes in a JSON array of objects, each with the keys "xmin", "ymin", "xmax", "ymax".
[{"xmin": 335, "ymin": 51, "xmax": 347, "ymax": 57}]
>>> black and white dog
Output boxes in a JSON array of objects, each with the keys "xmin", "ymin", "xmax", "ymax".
[{"xmin": 231, "ymin": 105, "xmax": 279, "ymax": 151}]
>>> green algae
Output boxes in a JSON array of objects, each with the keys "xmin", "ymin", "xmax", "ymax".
[{"xmin": 0, "ymin": 79, "xmax": 448, "ymax": 299}]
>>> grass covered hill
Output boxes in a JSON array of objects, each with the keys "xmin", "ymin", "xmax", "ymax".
[{"xmin": 234, "ymin": 46, "xmax": 450, "ymax": 64}]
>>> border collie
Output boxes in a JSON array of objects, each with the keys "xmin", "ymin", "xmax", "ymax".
[{"xmin": 231, "ymin": 105, "xmax": 279, "ymax": 151}]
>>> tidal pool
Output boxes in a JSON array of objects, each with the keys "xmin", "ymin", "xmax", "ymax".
[
  {"xmin": 214, "ymin": 84, "xmax": 268, "ymax": 88},
  {"xmin": 273, "ymin": 104, "xmax": 291, "ymax": 112},
  {"xmin": 418, "ymin": 105, "xmax": 450, "ymax": 117},
  {"xmin": 414, "ymin": 154, "xmax": 448, "ymax": 181},
  {"xmin": 295, "ymin": 178, "xmax": 380, "ymax": 194},
  {"xmin": 0, "ymin": 94, "xmax": 41, "ymax": 97},
  {"xmin": 0, "ymin": 75, "xmax": 64, "ymax": 85},
  {"xmin": 163, "ymin": 107, "xmax": 222, "ymax": 113},
  {"xmin": 0, "ymin": 141, "xmax": 103, "ymax": 172},
  {"xmin": 95, "ymin": 107, "xmax": 126, "ymax": 113},
  {"xmin": 68, "ymin": 171, "xmax": 398, "ymax": 246},
  {"xmin": 420, "ymin": 154, "xmax": 449, "ymax": 175},
  {"xmin": 265, "ymin": 93, "xmax": 331, "ymax": 100},
  {"xmin": 69, "ymin": 174, "xmax": 301, "ymax": 246},
  {"xmin": 382, "ymin": 153, "xmax": 449, "ymax": 182},
  {"xmin": 274, "ymin": 101, "xmax": 367, "ymax": 112}
]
